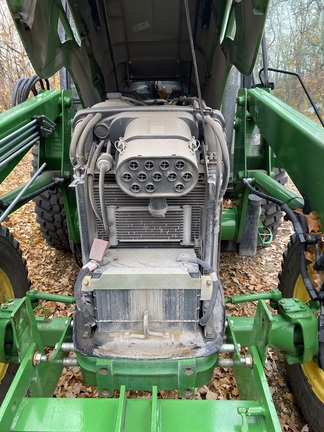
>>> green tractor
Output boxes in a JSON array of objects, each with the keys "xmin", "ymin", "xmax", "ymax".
[{"xmin": 0, "ymin": 0, "xmax": 323, "ymax": 430}]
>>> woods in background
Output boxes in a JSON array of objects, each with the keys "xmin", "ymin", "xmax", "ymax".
[
  {"xmin": 0, "ymin": 2, "xmax": 32, "ymax": 111},
  {"xmin": 0, "ymin": 0, "xmax": 323, "ymax": 119},
  {"xmin": 259, "ymin": 0, "xmax": 323, "ymax": 121}
]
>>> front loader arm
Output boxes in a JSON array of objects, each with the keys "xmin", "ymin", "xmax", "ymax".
[
  {"xmin": 245, "ymin": 87, "xmax": 324, "ymax": 224},
  {"xmin": 0, "ymin": 89, "xmax": 78, "ymax": 242}
]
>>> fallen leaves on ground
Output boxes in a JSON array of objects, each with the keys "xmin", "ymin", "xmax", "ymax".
[{"xmin": 0, "ymin": 154, "xmax": 308, "ymax": 431}]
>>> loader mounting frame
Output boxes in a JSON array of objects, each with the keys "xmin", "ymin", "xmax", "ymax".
[{"xmin": 0, "ymin": 290, "xmax": 317, "ymax": 432}]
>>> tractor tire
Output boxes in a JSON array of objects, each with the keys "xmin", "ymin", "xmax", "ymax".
[
  {"xmin": 279, "ymin": 234, "xmax": 324, "ymax": 432},
  {"xmin": 0, "ymin": 225, "xmax": 30, "ymax": 403},
  {"xmin": 31, "ymin": 147, "xmax": 71, "ymax": 251},
  {"xmin": 260, "ymin": 168, "xmax": 288, "ymax": 240}
]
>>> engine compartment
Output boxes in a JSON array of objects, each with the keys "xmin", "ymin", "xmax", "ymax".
[{"xmin": 70, "ymin": 94, "xmax": 228, "ymax": 360}]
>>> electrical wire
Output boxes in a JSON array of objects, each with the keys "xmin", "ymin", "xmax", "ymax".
[{"xmin": 183, "ymin": 0, "xmax": 205, "ymax": 126}]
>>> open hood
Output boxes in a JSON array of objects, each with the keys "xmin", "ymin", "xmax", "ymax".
[{"xmin": 6, "ymin": 0, "xmax": 269, "ymax": 107}]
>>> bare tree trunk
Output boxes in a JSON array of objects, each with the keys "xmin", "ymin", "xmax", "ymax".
[{"xmin": 320, "ymin": 0, "xmax": 324, "ymax": 67}]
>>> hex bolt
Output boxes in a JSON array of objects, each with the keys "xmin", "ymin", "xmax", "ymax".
[
  {"xmin": 101, "ymin": 389, "xmax": 110, "ymax": 397},
  {"xmin": 184, "ymin": 368, "xmax": 193, "ymax": 376},
  {"xmin": 244, "ymin": 354, "xmax": 253, "ymax": 368},
  {"xmin": 63, "ymin": 96, "xmax": 72, "ymax": 107},
  {"xmin": 33, "ymin": 352, "xmax": 47, "ymax": 366},
  {"xmin": 237, "ymin": 96, "xmax": 246, "ymax": 106},
  {"xmin": 183, "ymin": 389, "xmax": 193, "ymax": 398}
]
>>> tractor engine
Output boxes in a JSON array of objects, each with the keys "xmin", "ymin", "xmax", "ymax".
[{"xmin": 70, "ymin": 95, "xmax": 228, "ymax": 360}]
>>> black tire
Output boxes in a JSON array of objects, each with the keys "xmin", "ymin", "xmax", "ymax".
[
  {"xmin": 279, "ymin": 234, "xmax": 323, "ymax": 432},
  {"xmin": 260, "ymin": 168, "xmax": 288, "ymax": 240},
  {"xmin": 0, "ymin": 225, "xmax": 30, "ymax": 403},
  {"xmin": 31, "ymin": 147, "xmax": 71, "ymax": 251}
]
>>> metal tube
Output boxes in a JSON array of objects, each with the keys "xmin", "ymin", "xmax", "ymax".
[
  {"xmin": 0, "ymin": 119, "xmax": 37, "ymax": 146},
  {"xmin": 219, "ymin": 344, "xmax": 241, "ymax": 353},
  {"xmin": 0, "ymin": 171, "xmax": 60, "ymax": 208},
  {"xmin": 0, "ymin": 163, "xmax": 46, "ymax": 223},
  {"xmin": 99, "ymin": 164, "xmax": 109, "ymax": 234},
  {"xmin": 61, "ymin": 343, "xmax": 76, "ymax": 352},
  {"xmin": 0, "ymin": 132, "xmax": 39, "ymax": 164},
  {"xmin": 250, "ymin": 170, "xmax": 304, "ymax": 209},
  {"xmin": 26, "ymin": 290, "xmax": 75, "ymax": 304},
  {"xmin": 0, "ymin": 125, "xmax": 37, "ymax": 155},
  {"xmin": 0, "ymin": 136, "xmax": 39, "ymax": 169},
  {"xmin": 218, "ymin": 357, "xmax": 250, "ymax": 368},
  {"xmin": 63, "ymin": 358, "xmax": 78, "ymax": 367},
  {"xmin": 182, "ymin": 205, "xmax": 192, "ymax": 245},
  {"xmin": 221, "ymin": 208, "xmax": 238, "ymax": 240}
]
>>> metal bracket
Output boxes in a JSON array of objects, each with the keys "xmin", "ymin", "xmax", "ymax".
[{"xmin": 123, "ymin": 311, "xmax": 170, "ymax": 340}]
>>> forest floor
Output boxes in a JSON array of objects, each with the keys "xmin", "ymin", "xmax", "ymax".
[{"xmin": 0, "ymin": 153, "xmax": 309, "ymax": 431}]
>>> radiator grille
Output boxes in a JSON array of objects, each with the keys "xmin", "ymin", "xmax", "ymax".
[
  {"xmin": 94, "ymin": 176, "xmax": 205, "ymax": 247},
  {"xmin": 115, "ymin": 208, "xmax": 183, "ymax": 242}
]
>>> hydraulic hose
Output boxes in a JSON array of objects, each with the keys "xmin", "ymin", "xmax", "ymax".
[
  {"xmin": 194, "ymin": 110, "xmax": 229, "ymax": 267},
  {"xmin": 70, "ymin": 114, "xmax": 93, "ymax": 166},
  {"xmin": 242, "ymin": 178, "xmax": 324, "ymax": 301},
  {"xmin": 188, "ymin": 257, "xmax": 222, "ymax": 326},
  {"xmin": 76, "ymin": 113, "xmax": 102, "ymax": 166},
  {"xmin": 204, "ymin": 116, "xmax": 230, "ymax": 196},
  {"xmin": 242, "ymin": 178, "xmax": 305, "ymax": 243},
  {"xmin": 74, "ymin": 266, "xmax": 96, "ymax": 327},
  {"xmin": 194, "ymin": 108, "xmax": 230, "ymax": 195},
  {"xmin": 97, "ymin": 142, "xmax": 114, "ymax": 234},
  {"xmin": 300, "ymin": 242, "xmax": 322, "ymax": 300},
  {"xmin": 12, "ymin": 78, "xmax": 27, "ymax": 106},
  {"xmin": 87, "ymin": 140, "xmax": 105, "ymax": 221}
]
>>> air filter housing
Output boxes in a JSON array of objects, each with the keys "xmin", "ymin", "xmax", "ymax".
[{"xmin": 114, "ymin": 115, "xmax": 200, "ymax": 198}]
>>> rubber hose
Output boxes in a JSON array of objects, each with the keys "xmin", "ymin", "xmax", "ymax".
[
  {"xmin": 11, "ymin": 78, "xmax": 25, "ymax": 107},
  {"xmin": 87, "ymin": 140, "xmax": 105, "ymax": 221},
  {"xmin": 205, "ymin": 116, "xmax": 230, "ymax": 195},
  {"xmin": 69, "ymin": 114, "xmax": 93, "ymax": 165},
  {"xmin": 194, "ymin": 110, "xmax": 230, "ymax": 196},
  {"xmin": 242, "ymin": 178, "xmax": 324, "ymax": 300},
  {"xmin": 242, "ymin": 179, "xmax": 306, "ymax": 243},
  {"xmin": 22, "ymin": 75, "xmax": 39, "ymax": 101},
  {"xmin": 77, "ymin": 113, "xmax": 102, "ymax": 166}
]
